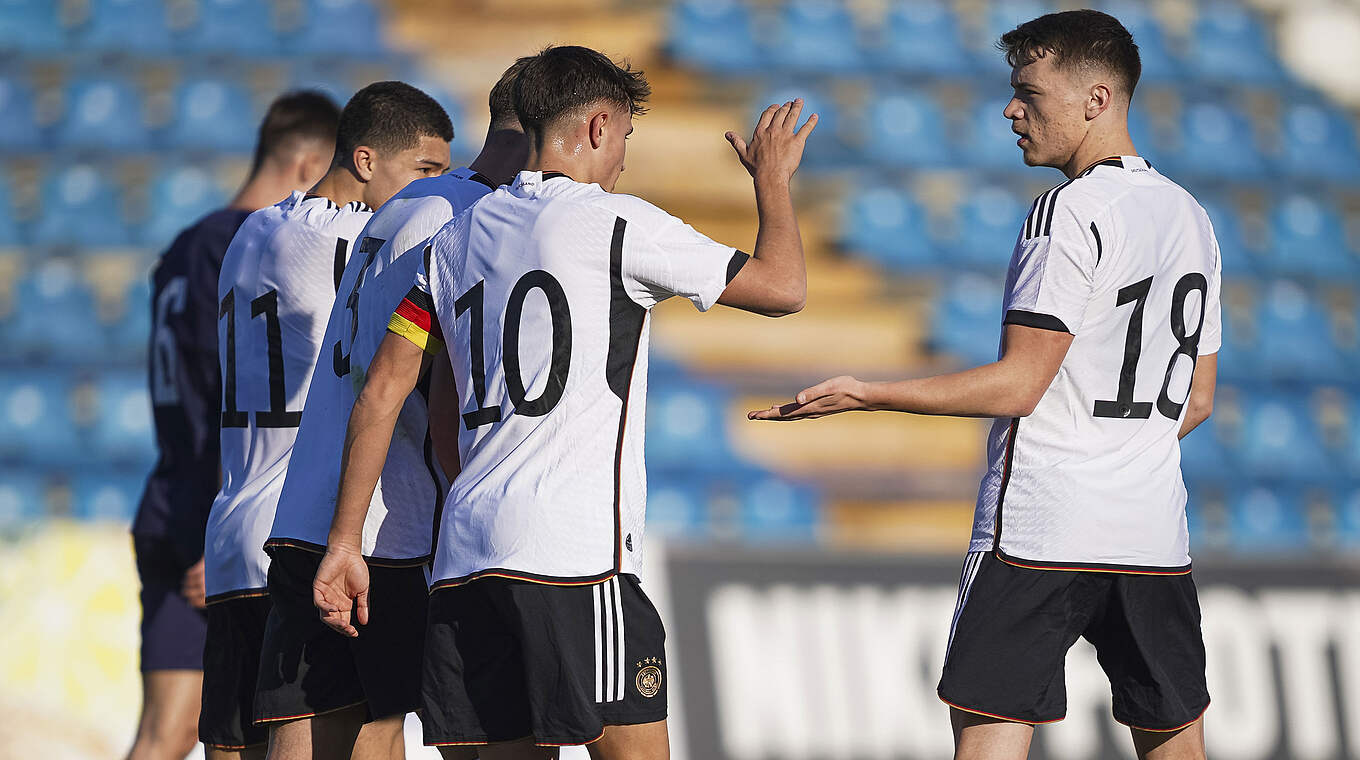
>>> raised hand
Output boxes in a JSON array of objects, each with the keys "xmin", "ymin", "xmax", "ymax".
[
  {"xmin": 726, "ymin": 98, "xmax": 819, "ymax": 183},
  {"xmin": 748, "ymin": 375, "xmax": 869, "ymax": 421},
  {"xmin": 313, "ymin": 544, "xmax": 370, "ymax": 638}
]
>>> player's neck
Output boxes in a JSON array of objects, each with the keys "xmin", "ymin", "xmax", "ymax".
[
  {"xmin": 307, "ymin": 165, "xmax": 367, "ymax": 208},
  {"xmin": 468, "ymin": 128, "xmax": 529, "ymax": 187},
  {"xmin": 1061, "ymin": 126, "xmax": 1137, "ymax": 179}
]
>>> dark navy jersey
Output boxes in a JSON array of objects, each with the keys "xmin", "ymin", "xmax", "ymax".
[{"xmin": 133, "ymin": 208, "xmax": 251, "ymax": 569}]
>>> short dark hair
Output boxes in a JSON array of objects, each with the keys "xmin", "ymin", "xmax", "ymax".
[
  {"xmin": 488, "ymin": 58, "xmax": 531, "ymax": 130},
  {"xmin": 251, "ymin": 90, "xmax": 341, "ymax": 173},
  {"xmin": 511, "ymin": 45, "xmax": 650, "ymax": 140},
  {"xmin": 335, "ymin": 81, "xmax": 455, "ymax": 165},
  {"xmin": 999, "ymin": 10, "xmax": 1142, "ymax": 97}
]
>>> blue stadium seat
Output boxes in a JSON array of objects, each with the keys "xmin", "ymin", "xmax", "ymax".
[
  {"xmin": 1172, "ymin": 101, "xmax": 1267, "ymax": 180},
  {"xmin": 977, "ymin": 0, "xmax": 1055, "ymax": 72},
  {"xmin": 178, "ymin": 0, "xmax": 281, "ymax": 55},
  {"xmin": 0, "ymin": 371, "xmax": 79, "ymax": 464},
  {"xmin": 1256, "ymin": 280, "xmax": 1348, "ymax": 382},
  {"xmin": 0, "ymin": 0, "xmax": 65, "ymax": 52},
  {"xmin": 1231, "ymin": 393, "xmax": 1334, "ymax": 481},
  {"xmin": 166, "ymin": 76, "xmax": 256, "ymax": 152},
  {"xmin": 287, "ymin": 64, "xmax": 356, "ymax": 106},
  {"xmin": 1197, "ymin": 196, "xmax": 1253, "ymax": 274},
  {"xmin": 873, "ymin": 0, "xmax": 971, "ymax": 75},
  {"xmin": 766, "ymin": 0, "xmax": 865, "ymax": 73},
  {"xmin": 1178, "ymin": 417, "xmax": 1232, "ymax": 485},
  {"xmin": 55, "ymin": 74, "xmax": 150, "ymax": 151},
  {"xmin": 646, "ymin": 381, "xmax": 736, "ymax": 470},
  {"xmin": 667, "ymin": 0, "xmax": 762, "ymax": 72},
  {"xmin": 1227, "ymin": 486, "xmax": 1310, "ymax": 551},
  {"xmin": 864, "ymin": 90, "xmax": 951, "ymax": 167},
  {"xmin": 1187, "ymin": 1, "xmax": 1282, "ymax": 84},
  {"xmin": 70, "ymin": 470, "xmax": 144, "ymax": 522},
  {"xmin": 287, "ymin": 0, "xmax": 385, "ymax": 57},
  {"xmin": 931, "ymin": 274, "xmax": 1003, "ymax": 366},
  {"xmin": 1266, "ymin": 194, "xmax": 1357, "ymax": 279},
  {"xmin": 646, "ymin": 475, "xmax": 709, "ymax": 539},
  {"xmin": 839, "ymin": 187, "xmax": 937, "ymax": 272},
  {"xmin": 0, "ymin": 176, "xmax": 22, "ymax": 246},
  {"xmin": 963, "ymin": 96, "xmax": 1023, "ymax": 170},
  {"xmin": 1279, "ymin": 101, "xmax": 1360, "ymax": 182},
  {"xmin": 1334, "ymin": 487, "xmax": 1360, "ymax": 549},
  {"xmin": 944, "ymin": 184, "xmax": 1025, "ymax": 269},
  {"xmin": 0, "ymin": 76, "xmax": 44, "ymax": 151},
  {"xmin": 0, "ymin": 468, "xmax": 45, "ymax": 523},
  {"xmin": 141, "ymin": 164, "xmax": 228, "ymax": 247},
  {"xmin": 33, "ymin": 163, "xmax": 131, "ymax": 247},
  {"xmin": 90, "ymin": 372, "xmax": 155, "ymax": 464},
  {"xmin": 77, "ymin": 0, "xmax": 173, "ymax": 54},
  {"xmin": 9, "ymin": 260, "xmax": 108, "ymax": 359},
  {"xmin": 738, "ymin": 475, "xmax": 820, "ymax": 541},
  {"xmin": 1093, "ymin": 0, "xmax": 1180, "ymax": 82}
]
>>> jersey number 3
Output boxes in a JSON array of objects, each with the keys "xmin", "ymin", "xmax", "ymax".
[
  {"xmin": 454, "ymin": 271, "xmax": 573, "ymax": 430},
  {"xmin": 1093, "ymin": 272, "xmax": 1208, "ymax": 421}
]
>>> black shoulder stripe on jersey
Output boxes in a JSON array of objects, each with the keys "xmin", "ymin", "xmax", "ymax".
[
  {"xmin": 991, "ymin": 417, "xmax": 1020, "ymax": 552},
  {"xmin": 607, "ymin": 215, "xmax": 647, "ymax": 574},
  {"xmin": 1041, "ymin": 179, "xmax": 1075, "ymax": 237},
  {"xmin": 332, "ymin": 238, "xmax": 347, "ymax": 292},
  {"xmin": 469, "ymin": 171, "xmax": 497, "ymax": 189},
  {"xmin": 1004, "ymin": 309, "xmax": 1071, "ymax": 333},
  {"xmin": 541, "ymin": 171, "xmax": 573, "ymax": 182},
  {"xmin": 726, "ymin": 251, "xmax": 750, "ymax": 284},
  {"xmin": 1090, "ymin": 221, "xmax": 1103, "ymax": 264}
]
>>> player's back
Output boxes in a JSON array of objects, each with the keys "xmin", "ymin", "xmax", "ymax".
[
  {"xmin": 270, "ymin": 169, "xmax": 497, "ymax": 562},
  {"xmin": 207, "ymin": 192, "xmax": 371, "ymax": 600},
  {"xmin": 426, "ymin": 170, "xmax": 741, "ymax": 586},
  {"xmin": 975, "ymin": 156, "xmax": 1222, "ymax": 572}
]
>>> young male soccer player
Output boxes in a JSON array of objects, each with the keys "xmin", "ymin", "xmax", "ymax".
[
  {"xmin": 750, "ymin": 11, "xmax": 1220, "ymax": 760},
  {"xmin": 201, "ymin": 81, "xmax": 452, "ymax": 759},
  {"xmin": 129, "ymin": 90, "xmax": 340, "ymax": 760},
  {"xmin": 315, "ymin": 45, "xmax": 816, "ymax": 759},
  {"xmin": 257, "ymin": 60, "xmax": 529, "ymax": 760}
]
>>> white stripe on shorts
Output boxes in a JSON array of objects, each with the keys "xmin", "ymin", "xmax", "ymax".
[
  {"xmin": 593, "ymin": 580, "xmax": 604, "ymax": 703},
  {"xmin": 946, "ymin": 551, "xmax": 986, "ymax": 657},
  {"xmin": 613, "ymin": 576, "xmax": 626, "ymax": 702}
]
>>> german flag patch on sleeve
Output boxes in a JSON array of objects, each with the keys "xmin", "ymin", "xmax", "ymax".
[{"xmin": 388, "ymin": 286, "xmax": 444, "ymax": 355}]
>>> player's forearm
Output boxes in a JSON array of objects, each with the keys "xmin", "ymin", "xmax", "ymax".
[
  {"xmin": 862, "ymin": 360, "xmax": 1048, "ymax": 419},
  {"xmin": 747, "ymin": 175, "xmax": 807, "ymax": 315},
  {"xmin": 328, "ymin": 388, "xmax": 406, "ymax": 551}
]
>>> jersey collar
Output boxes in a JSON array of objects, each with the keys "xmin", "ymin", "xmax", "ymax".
[{"xmin": 1079, "ymin": 155, "xmax": 1152, "ymax": 177}]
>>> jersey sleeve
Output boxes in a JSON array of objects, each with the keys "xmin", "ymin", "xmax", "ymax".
[
  {"xmin": 1198, "ymin": 234, "xmax": 1223, "ymax": 355},
  {"xmin": 387, "ymin": 248, "xmax": 445, "ymax": 355},
  {"xmin": 1002, "ymin": 196, "xmax": 1099, "ymax": 335},
  {"xmin": 620, "ymin": 202, "xmax": 748, "ymax": 311}
]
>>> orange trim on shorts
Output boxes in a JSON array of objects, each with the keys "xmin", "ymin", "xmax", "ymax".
[
  {"xmin": 254, "ymin": 699, "xmax": 368, "ymax": 725},
  {"xmin": 938, "ymin": 695, "xmax": 1064, "ymax": 726},
  {"xmin": 1116, "ymin": 702, "xmax": 1209, "ymax": 733},
  {"xmin": 203, "ymin": 741, "xmax": 266, "ymax": 750},
  {"xmin": 994, "ymin": 551, "xmax": 1193, "ymax": 576},
  {"xmin": 428, "ymin": 730, "xmax": 606, "ymax": 748},
  {"xmin": 430, "ymin": 570, "xmax": 617, "ymax": 591}
]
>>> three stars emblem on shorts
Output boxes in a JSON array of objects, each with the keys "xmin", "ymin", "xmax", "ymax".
[{"xmin": 634, "ymin": 657, "xmax": 663, "ymax": 698}]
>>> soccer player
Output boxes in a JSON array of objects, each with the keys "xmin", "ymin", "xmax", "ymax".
[
  {"xmin": 201, "ymin": 81, "xmax": 453, "ymax": 760},
  {"xmin": 316, "ymin": 45, "xmax": 816, "ymax": 760},
  {"xmin": 129, "ymin": 90, "xmax": 341, "ymax": 760},
  {"xmin": 258, "ymin": 60, "xmax": 529, "ymax": 760},
  {"xmin": 750, "ymin": 11, "xmax": 1219, "ymax": 760}
]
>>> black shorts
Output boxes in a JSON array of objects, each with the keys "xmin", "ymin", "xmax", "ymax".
[
  {"xmin": 422, "ymin": 573, "xmax": 667, "ymax": 747},
  {"xmin": 938, "ymin": 551, "xmax": 1210, "ymax": 731},
  {"xmin": 255, "ymin": 545, "xmax": 429, "ymax": 724},
  {"xmin": 134, "ymin": 536, "xmax": 207, "ymax": 672},
  {"xmin": 201, "ymin": 595, "xmax": 271, "ymax": 749}
]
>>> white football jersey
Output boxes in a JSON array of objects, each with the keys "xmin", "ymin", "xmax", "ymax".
[
  {"xmin": 269, "ymin": 168, "xmax": 498, "ymax": 563},
  {"xmin": 404, "ymin": 171, "xmax": 747, "ymax": 588},
  {"xmin": 971, "ymin": 156, "xmax": 1222, "ymax": 572},
  {"xmin": 206, "ymin": 192, "xmax": 372, "ymax": 600}
]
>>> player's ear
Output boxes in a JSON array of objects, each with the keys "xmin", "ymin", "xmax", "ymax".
[
  {"xmin": 1087, "ymin": 82, "xmax": 1112, "ymax": 121},
  {"xmin": 587, "ymin": 110, "xmax": 609, "ymax": 150},
  {"xmin": 352, "ymin": 145, "xmax": 377, "ymax": 182}
]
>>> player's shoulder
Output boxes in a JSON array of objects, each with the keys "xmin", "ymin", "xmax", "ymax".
[
  {"xmin": 395, "ymin": 169, "xmax": 497, "ymax": 206},
  {"xmin": 579, "ymin": 189, "xmax": 678, "ymax": 231}
]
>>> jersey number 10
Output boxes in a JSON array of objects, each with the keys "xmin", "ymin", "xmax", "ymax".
[{"xmin": 1092, "ymin": 272, "xmax": 1208, "ymax": 421}]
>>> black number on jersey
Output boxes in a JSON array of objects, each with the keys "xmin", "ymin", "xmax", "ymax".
[
  {"xmin": 455, "ymin": 270, "xmax": 573, "ymax": 429},
  {"xmin": 333, "ymin": 236, "xmax": 385, "ymax": 378},
  {"xmin": 1092, "ymin": 273, "xmax": 1208, "ymax": 421},
  {"xmin": 218, "ymin": 287, "xmax": 302, "ymax": 428}
]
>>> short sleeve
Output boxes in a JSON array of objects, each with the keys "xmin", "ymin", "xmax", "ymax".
[
  {"xmin": 1198, "ymin": 234, "xmax": 1223, "ymax": 355},
  {"xmin": 1002, "ymin": 198, "xmax": 1098, "ymax": 334},
  {"xmin": 620, "ymin": 204, "xmax": 747, "ymax": 311},
  {"xmin": 387, "ymin": 247, "xmax": 444, "ymax": 355}
]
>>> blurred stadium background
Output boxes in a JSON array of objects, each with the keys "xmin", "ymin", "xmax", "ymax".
[{"xmin": 4, "ymin": 0, "xmax": 1360, "ymax": 757}]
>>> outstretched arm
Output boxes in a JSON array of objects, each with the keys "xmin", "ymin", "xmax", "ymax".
[
  {"xmin": 314, "ymin": 331, "xmax": 428, "ymax": 637},
  {"xmin": 717, "ymin": 99, "xmax": 818, "ymax": 317},
  {"xmin": 749, "ymin": 324, "xmax": 1073, "ymax": 421}
]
